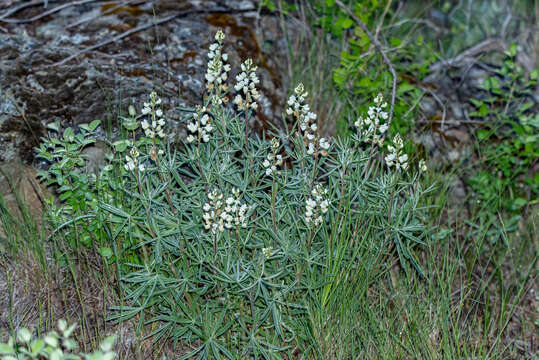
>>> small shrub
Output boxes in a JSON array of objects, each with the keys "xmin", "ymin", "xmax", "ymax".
[
  {"xmin": 37, "ymin": 30, "xmax": 432, "ymax": 357},
  {"xmin": 468, "ymin": 43, "xmax": 538, "ymax": 212}
]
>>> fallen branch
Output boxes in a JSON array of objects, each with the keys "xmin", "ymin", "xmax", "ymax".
[
  {"xmin": 66, "ymin": 0, "xmax": 144, "ymax": 29},
  {"xmin": 51, "ymin": 6, "xmax": 257, "ymax": 67},
  {"xmin": 334, "ymin": 0, "xmax": 397, "ymax": 131},
  {"xmin": 0, "ymin": 0, "xmax": 47, "ymax": 20},
  {"xmin": 429, "ymin": 38, "xmax": 507, "ymax": 73},
  {"xmin": 0, "ymin": 0, "xmax": 98, "ymax": 23}
]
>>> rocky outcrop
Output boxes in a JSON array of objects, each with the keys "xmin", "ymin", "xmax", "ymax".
[{"xmin": 0, "ymin": 0, "xmax": 299, "ymax": 163}]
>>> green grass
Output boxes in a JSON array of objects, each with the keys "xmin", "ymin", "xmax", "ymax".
[
  {"xmin": 281, "ymin": 1, "xmax": 537, "ymax": 358},
  {"xmin": 2, "ymin": 167, "xmax": 535, "ymax": 359}
]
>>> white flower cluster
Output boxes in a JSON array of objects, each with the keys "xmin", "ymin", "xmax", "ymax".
[
  {"xmin": 224, "ymin": 188, "xmax": 249, "ymax": 229},
  {"xmin": 205, "ymin": 30, "xmax": 231, "ymax": 93},
  {"xmin": 286, "ymin": 83, "xmax": 316, "ymax": 133},
  {"xmin": 125, "ymin": 147, "xmax": 144, "ymax": 172},
  {"xmin": 385, "ymin": 133, "xmax": 409, "ymax": 170},
  {"xmin": 262, "ymin": 246, "xmax": 274, "ymax": 259},
  {"xmin": 305, "ymin": 183, "xmax": 330, "ymax": 226},
  {"xmin": 234, "ymin": 58, "xmax": 260, "ymax": 111},
  {"xmin": 354, "ymin": 93, "xmax": 389, "ymax": 147},
  {"xmin": 141, "ymin": 91, "xmax": 166, "ymax": 139},
  {"xmin": 186, "ymin": 106, "xmax": 213, "ymax": 143},
  {"xmin": 419, "ymin": 159, "xmax": 427, "ymax": 172},
  {"xmin": 286, "ymin": 83, "xmax": 330, "ymax": 157},
  {"xmin": 263, "ymin": 138, "xmax": 283, "ymax": 176},
  {"xmin": 203, "ymin": 188, "xmax": 249, "ymax": 234}
]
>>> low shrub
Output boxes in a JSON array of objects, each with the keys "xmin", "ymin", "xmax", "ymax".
[{"xmin": 36, "ymin": 30, "xmax": 432, "ymax": 358}]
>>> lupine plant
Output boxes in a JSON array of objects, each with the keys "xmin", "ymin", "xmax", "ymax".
[
  {"xmin": 0, "ymin": 320, "xmax": 116, "ymax": 360},
  {"xmin": 37, "ymin": 30, "xmax": 432, "ymax": 358}
]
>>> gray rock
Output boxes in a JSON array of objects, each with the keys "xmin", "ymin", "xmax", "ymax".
[{"xmin": 0, "ymin": 0, "xmax": 300, "ymax": 164}]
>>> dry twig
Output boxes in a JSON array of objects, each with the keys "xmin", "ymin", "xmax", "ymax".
[
  {"xmin": 0, "ymin": 0, "xmax": 99, "ymax": 23},
  {"xmin": 429, "ymin": 38, "xmax": 507, "ymax": 73},
  {"xmin": 334, "ymin": 0, "xmax": 397, "ymax": 131},
  {"xmin": 0, "ymin": 0, "xmax": 46, "ymax": 19},
  {"xmin": 66, "ymin": 0, "xmax": 145, "ymax": 29}
]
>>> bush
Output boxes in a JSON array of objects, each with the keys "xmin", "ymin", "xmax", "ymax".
[{"xmin": 37, "ymin": 30, "xmax": 432, "ymax": 358}]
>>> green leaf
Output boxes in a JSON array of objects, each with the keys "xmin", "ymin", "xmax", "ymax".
[
  {"xmin": 398, "ymin": 82, "xmax": 415, "ymax": 95},
  {"xmin": 63, "ymin": 127, "xmax": 75, "ymax": 142},
  {"xmin": 17, "ymin": 328, "xmax": 32, "ymax": 343},
  {"xmin": 98, "ymin": 247, "xmax": 113, "ymax": 259},
  {"xmin": 102, "ymin": 353, "xmax": 116, "ymax": 360},
  {"xmin": 390, "ymin": 37, "xmax": 402, "ymax": 47},
  {"xmin": 335, "ymin": 17, "xmax": 353, "ymax": 29},
  {"xmin": 0, "ymin": 343, "xmax": 14, "ymax": 355},
  {"xmin": 99, "ymin": 202, "xmax": 130, "ymax": 218},
  {"xmin": 64, "ymin": 322, "xmax": 77, "ymax": 338},
  {"xmin": 510, "ymin": 198, "xmax": 527, "ymax": 211},
  {"xmin": 113, "ymin": 140, "xmax": 131, "ymax": 152},
  {"xmin": 483, "ymin": 76, "xmax": 500, "ymax": 91},
  {"xmin": 59, "ymin": 191, "xmax": 72, "ymax": 201},
  {"xmin": 58, "ymin": 319, "xmax": 67, "ymax": 332},
  {"xmin": 49, "ymin": 348, "xmax": 63, "ymax": 360},
  {"xmin": 47, "ymin": 121, "xmax": 61, "ymax": 132},
  {"xmin": 479, "ymin": 103, "xmax": 489, "ymax": 117},
  {"xmin": 332, "ymin": 67, "xmax": 348, "ymax": 86},
  {"xmin": 121, "ymin": 117, "xmax": 139, "ymax": 131},
  {"xmin": 44, "ymin": 335, "xmax": 58, "ymax": 348},
  {"xmin": 519, "ymin": 102, "xmax": 533, "ymax": 113},
  {"xmin": 100, "ymin": 336, "xmax": 116, "ymax": 352},
  {"xmin": 30, "ymin": 339, "xmax": 45, "ymax": 355},
  {"xmin": 477, "ymin": 129, "xmax": 490, "ymax": 141},
  {"xmin": 89, "ymin": 119, "xmax": 101, "ymax": 131},
  {"xmin": 507, "ymin": 43, "xmax": 517, "ymax": 57}
]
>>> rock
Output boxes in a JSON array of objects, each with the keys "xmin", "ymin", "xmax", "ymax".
[
  {"xmin": 444, "ymin": 128, "xmax": 471, "ymax": 145},
  {"xmin": 0, "ymin": 0, "xmax": 301, "ymax": 163},
  {"xmin": 0, "ymin": 161, "xmax": 51, "ymax": 235},
  {"xmin": 81, "ymin": 140, "xmax": 110, "ymax": 175},
  {"xmin": 450, "ymin": 177, "xmax": 466, "ymax": 200}
]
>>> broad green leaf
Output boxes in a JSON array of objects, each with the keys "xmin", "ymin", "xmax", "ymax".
[
  {"xmin": 17, "ymin": 328, "xmax": 32, "ymax": 343},
  {"xmin": 47, "ymin": 121, "xmax": 60, "ymax": 132},
  {"xmin": 0, "ymin": 343, "xmax": 14, "ymax": 355},
  {"xmin": 113, "ymin": 140, "xmax": 131, "ymax": 152},
  {"xmin": 336, "ymin": 17, "xmax": 353, "ymax": 29},
  {"xmin": 89, "ymin": 119, "xmax": 101, "ymax": 131},
  {"xmin": 98, "ymin": 247, "xmax": 113, "ymax": 258},
  {"xmin": 63, "ymin": 127, "xmax": 75, "ymax": 142},
  {"xmin": 477, "ymin": 129, "xmax": 490, "ymax": 141}
]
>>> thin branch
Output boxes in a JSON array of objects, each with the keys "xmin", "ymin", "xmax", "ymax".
[
  {"xmin": 0, "ymin": 0, "xmax": 48, "ymax": 20},
  {"xmin": 66, "ymin": 0, "xmax": 145, "ymax": 29},
  {"xmin": 334, "ymin": 0, "xmax": 397, "ymax": 130},
  {"xmin": 0, "ymin": 0, "xmax": 99, "ymax": 23},
  {"xmin": 429, "ymin": 38, "xmax": 507, "ymax": 73},
  {"xmin": 51, "ymin": 6, "xmax": 257, "ymax": 67},
  {"xmin": 374, "ymin": 0, "xmax": 392, "ymax": 43}
]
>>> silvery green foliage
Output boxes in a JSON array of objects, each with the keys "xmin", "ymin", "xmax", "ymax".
[
  {"xmin": 0, "ymin": 320, "xmax": 115, "ymax": 360},
  {"xmin": 38, "ymin": 30, "xmax": 432, "ymax": 358}
]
